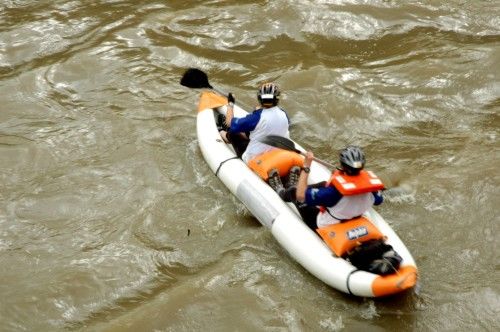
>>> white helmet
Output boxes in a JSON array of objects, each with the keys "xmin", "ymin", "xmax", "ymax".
[{"xmin": 257, "ymin": 82, "xmax": 280, "ymax": 106}]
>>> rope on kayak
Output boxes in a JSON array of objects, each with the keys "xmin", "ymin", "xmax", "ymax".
[
  {"xmin": 215, "ymin": 156, "xmax": 239, "ymax": 176},
  {"xmin": 346, "ymin": 269, "xmax": 360, "ymax": 296}
]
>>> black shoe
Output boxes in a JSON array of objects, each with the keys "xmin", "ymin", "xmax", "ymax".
[
  {"xmin": 216, "ymin": 114, "xmax": 228, "ymax": 131},
  {"xmin": 268, "ymin": 169, "xmax": 285, "ymax": 197}
]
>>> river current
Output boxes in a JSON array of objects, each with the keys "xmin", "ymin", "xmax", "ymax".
[{"xmin": 0, "ymin": 1, "xmax": 499, "ymax": 331}]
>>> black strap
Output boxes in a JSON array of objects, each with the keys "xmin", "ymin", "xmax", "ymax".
[
  {"xmin": 325, "ymin": 208, "xmax": 361, "ymax": 223},
  {"xmin": 346, "ymin": 269, "xmax": 360, "ymax": 295},
  {"xmin": 215, "ymin": 157, "xmax": 239, "ymax": 176}
]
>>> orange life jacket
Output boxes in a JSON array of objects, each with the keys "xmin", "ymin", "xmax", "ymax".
[
  {"xmin": 316, "ymin": 216, "xmax": 385, "ymax": 256},
  {"xmin": 328, "ymin": 170, "xmax": 384, "ymax": 195}
]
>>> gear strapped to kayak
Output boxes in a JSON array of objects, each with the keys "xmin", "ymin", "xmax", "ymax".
[
  {"xmin": 346, "ymin": 239, "xmax": 402, "ymax": 275},
  {"xmin": 316, "ymin": 217, "xmax": 385, "ymax": 257},
  {"xmin": 316, "ymin": 217, "xmax": 402, "ymax": 275}
]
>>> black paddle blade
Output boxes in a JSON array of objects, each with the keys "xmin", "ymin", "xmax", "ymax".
[
  {"xmin": 180, "ymin": 68, "xmax": 213, "ymax": 89},
  {"xmin": 260, "ymin": 135, "xmax": 300, "ymax": 153}
]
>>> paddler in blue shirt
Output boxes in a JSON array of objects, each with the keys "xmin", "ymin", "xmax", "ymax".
[
  {"xmin": 220, "ymin": 83, "xmax": 300, "ymax": 196},
  {"xmin": 294, "ymin": 146, "xmax": 384, "ymax": 230},
  {"xmin": 293, "ymin": 146, "xmax": 404, "ymax": 275},
  {"xmin": 220, "ymin": 83, "xmax": 290, "ymax": 163}
]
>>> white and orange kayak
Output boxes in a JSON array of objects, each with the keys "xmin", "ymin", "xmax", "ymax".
[{"xmin": 195, "ymin": 91, "xmax": 418, "ymax": 297}]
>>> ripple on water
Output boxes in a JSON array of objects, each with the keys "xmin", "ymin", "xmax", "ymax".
[{"xmin": 0, "ymin": 0, "xmax": 499, "ymax": 331}]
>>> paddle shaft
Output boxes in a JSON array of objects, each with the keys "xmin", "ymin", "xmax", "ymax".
[
  {"xmin": 260, "ymin": 135, "xmax": 336, "ymax": 170},
  {"xmin": 295, "ymin": 150, "xmax": 336, "ymax": 170},
  {"xmin": 211, "ymin": 87, "xmax": 254, "ymax": 113}
]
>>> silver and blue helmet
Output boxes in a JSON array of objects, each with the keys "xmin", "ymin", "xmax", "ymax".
[{"xmin": 339, "ymin": 146, "xmax": 365, "ymax": 175}]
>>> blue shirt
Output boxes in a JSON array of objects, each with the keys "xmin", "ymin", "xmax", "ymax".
[
  {"xmin": 305, "ymin": 186, "xmax": 383, "ymax": 207},
  {"xmin": 229, "ymin": 106, "xmax": 290, "ymax": 163},
  {"xmin": 229, "ymin": 108, "xmax": 290, "ymax": 133}
]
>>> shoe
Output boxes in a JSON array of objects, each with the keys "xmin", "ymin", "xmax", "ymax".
[
  {"xmin": 268, "ymin": 169, "xmax": 285, "ymax": 197},
  {"xmin": 216, "ymin": 114, "xmax": 228, "ymax": 131},
  {"xmin": 286, "ymin": 166, "xmax": 301, "ymax": 189}
]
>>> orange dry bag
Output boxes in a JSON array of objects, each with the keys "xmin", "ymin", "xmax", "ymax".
[{"xmin": 316, "ymin": 217, "xmax": 384, "ymax": 257}]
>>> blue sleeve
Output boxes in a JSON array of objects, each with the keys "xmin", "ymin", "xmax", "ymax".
[
  {"xmin": 280, "ymin": 107, "xmax": 290, "ymax": 125},
  {"xmin": 305, "ymin": 186, "xmax": 343, "ymax": 207},
  {"xmin": 229, "ymin": 110, "xmax": 262, "ymax": 133},
  {"xmin": 372, "ymin": 191, "xmax": 383, "ymax": 205}
]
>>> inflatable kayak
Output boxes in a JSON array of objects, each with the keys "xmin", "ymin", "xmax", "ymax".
[{"xmin": 193, "ymin": 90, "xmax": 417, "ymax": 297}]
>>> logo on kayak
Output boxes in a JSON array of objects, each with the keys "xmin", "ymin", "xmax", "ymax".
[{"xmin": 346, "ymin": 226, "xmax": 368, "ymax": 240}]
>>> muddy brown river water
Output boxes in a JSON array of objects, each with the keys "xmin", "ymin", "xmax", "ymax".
[{"xmin": 0, "ymin": 1, "xmax": 499, "ymax": 331}]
